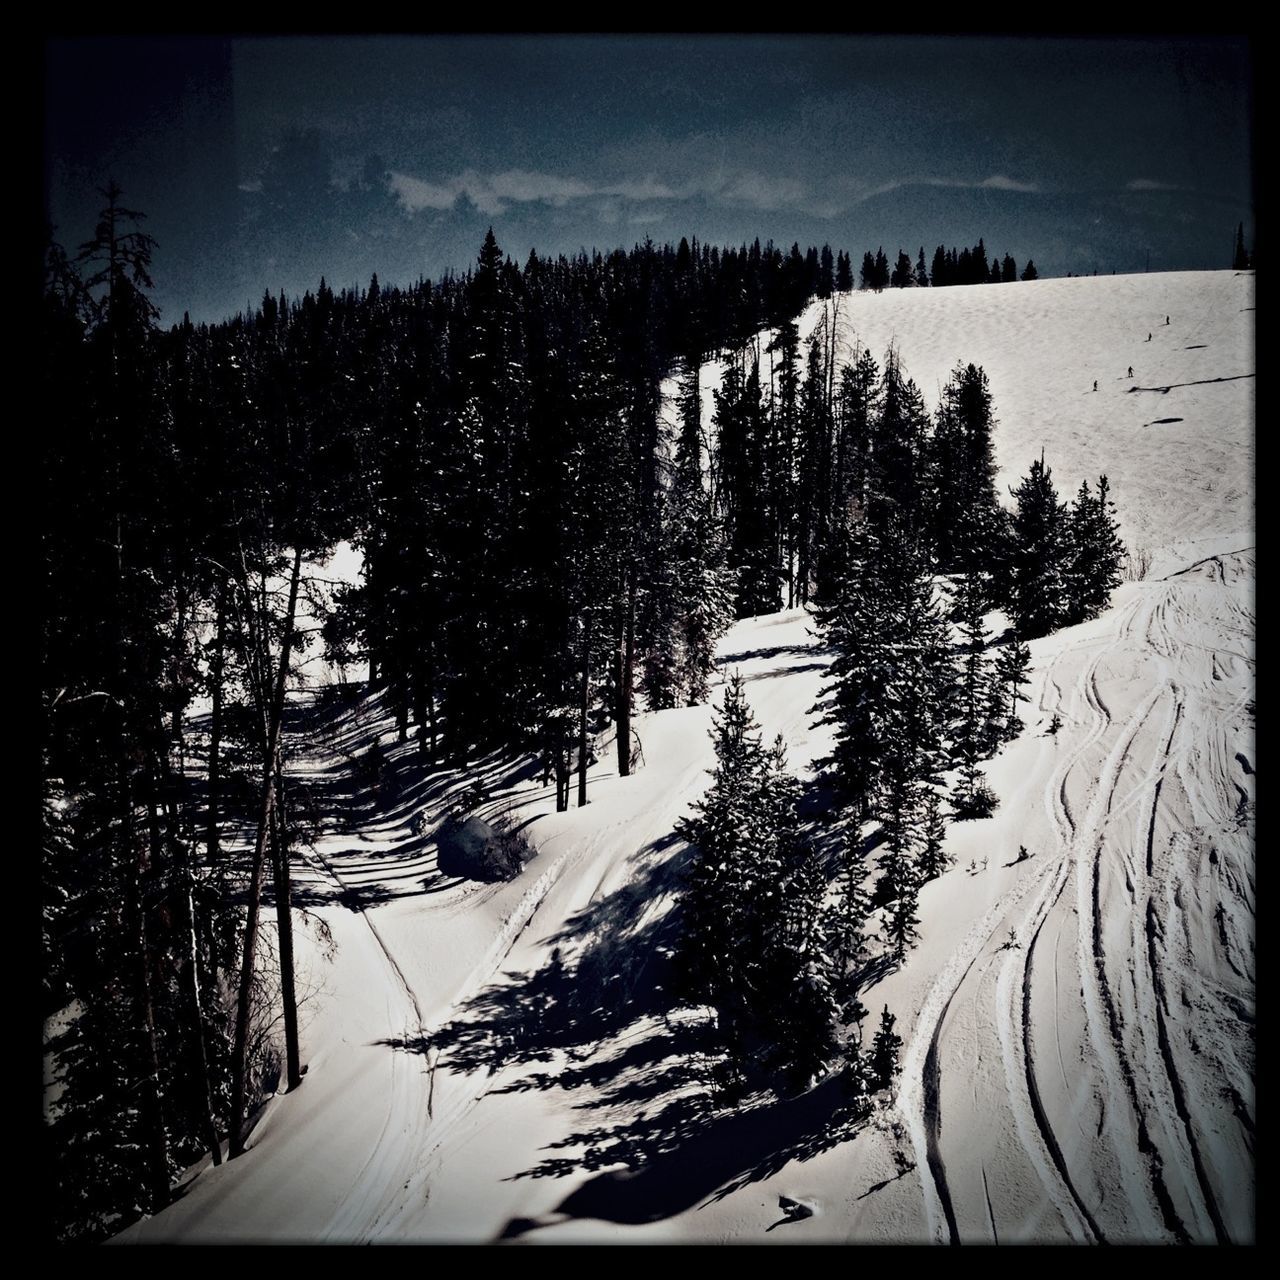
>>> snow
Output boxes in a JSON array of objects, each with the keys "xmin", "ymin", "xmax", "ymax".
[{"xmin": 115, "ymin": 270, "xmax": 1253, "ymax": 1244}]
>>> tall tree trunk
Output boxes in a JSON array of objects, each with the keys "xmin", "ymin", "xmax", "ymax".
[
  {"xmin": 207, "ymin": 577, "xmax": 226, "ymax": 864},
  {"xmin": 182, "ymin": 862, "xmax": 223, "ymax": 1166},
  {"xmin": 228, "ymin": 546, "xmax": 301, "ymax": 1159},
  {"xmin": 616, "ymin": 565, "xmax": 635, "ymax": 777},
  {"xmin": 127, "ymin": 757, "xmax": 170, "ymax": 1210},
  {"xmin": 577, "ymin": 609, "xmax": 592, "ymax": 808},
  {"xmin": 268, "ymin": 779, "xmax": 302, "ymax": 1092},
  {"xmin": 155, "ymin": 735, "xmax": 222, "ymax": 1169},
  {"xmin": 555, "ymin": 749, "xmax": 569, "ymax": 813}
]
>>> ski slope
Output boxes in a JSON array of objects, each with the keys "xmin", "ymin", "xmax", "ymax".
[{"xmin": 117, "ymin": 269, "xmax": 1254, "ymax": 1244}]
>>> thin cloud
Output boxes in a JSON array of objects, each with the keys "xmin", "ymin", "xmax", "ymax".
[
  {"xmin": 1126, "ymin": 178, "xmax": 1181, "ymax": 192},
  {"xmin": 844, "ymin": 174, "xmax": 1041, "ymax": 205},
  {"xmin": 390, "ymin": 168, "xmax": 678, "ymax": 216},
  {"xmin": 389, "ymin": 164, "xmax": 1037, "ymax": 222},
  {"xmin": 390, "ymin": 165, "xmax": 812, "ymax": 217},
  {"xmin": 981, "ymin": 174, "xmax": 1040, "ymax": 193}
]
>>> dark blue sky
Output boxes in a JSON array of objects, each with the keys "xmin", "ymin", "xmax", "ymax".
[{"xmin": 44, "ymin": 35, "xmax": 1254, "ymax": 325}]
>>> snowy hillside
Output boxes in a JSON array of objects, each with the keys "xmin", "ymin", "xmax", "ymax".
[{"xmin": 117, "ymin": 270, "xmax": 1253, "ymax": 1245}]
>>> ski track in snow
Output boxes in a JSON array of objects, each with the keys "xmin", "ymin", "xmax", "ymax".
[{"xmin": 901, "ymin": 556, "xmax": 1254, "ymax": 1243}]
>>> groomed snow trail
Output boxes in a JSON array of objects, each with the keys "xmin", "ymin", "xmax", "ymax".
[{"xmin": 899, "ymin": 556, "xmax": 1254, "ymax": 1244}]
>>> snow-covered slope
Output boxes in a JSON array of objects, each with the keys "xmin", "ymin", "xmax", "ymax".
[{"xmin": 117, "ymin": 269, "xmax": 1254, "ymax": 1245}]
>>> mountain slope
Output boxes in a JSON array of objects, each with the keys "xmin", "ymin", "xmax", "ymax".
[{"xmin": 117, "ymin": 268, "xmax": 1254, "ymax": 1244}]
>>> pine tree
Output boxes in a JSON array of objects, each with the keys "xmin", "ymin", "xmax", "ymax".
[
  {"xmin": 930, "ymin": 244, "xmax": 948, "ymax": 288},
  {"xmin": 1008, "ymin": 454, "xmax": 1070, "ymax": 639},
  {"xmin": 915, "ymin": 246, "xmax": 930, "ymax": 288},
  {"xmin": 1233, "ymin": 222, "xmax": 1250, "ymax": 270},
  {"xmin": 870, "ymin": 1006, "xmax": 903, "ymax": 1088},
  {"xmin": 928, "ymin": 363, "xmax": 1004, "ymax": 576},
  {"xmin": 716, "ymin": 355, "xmax": 780, "ymax": 617},
  {"xmin": 819, "ymin": 244, "xmax": 835, "ymax": 297},
  {"xmin": 756, "ymin": 737, "xmax": 842, "ymax": 1087},
  {"xmin": 1064, "ymin": 475, "xmax": 1125, "ymax": 625},
  {"xmin": 836, "ymin": 249, "xmax": 854, "ymax": 292},
  {"xmin": 831, "ymin": 825, "xmax": 873, "ymax": 1021},
  {"xmin": 679, "ymin": 682, "xmax": 843, "ymax": 1088},
  {"xmin": 992, "ymin": 634, "xmax": 1033, "ymax": 742},
  {"xmin": 812, "ymin": 518, "xmax": 890, "ymax": 816},
  {"xmin": 874, "ymin": 247, "xmax": 890, "ymax": 291},
  {"xmin": 860, "ymin": 250, "xmax": 877, "ymax": 291},
  {"xmin": 951, "ymin": 568, "xmax": 999, "ymax": 817},
  {"xmin": 1020, "ymin": 259, "xmax": 1039, "ymax": 281},
  {"xmin": 867, "ymin": 349, "xmax": 930, "ymax": 543},
  {"xmin": 677, "ymin": 672, "xmax": 770, "ymax": 1023},
  {"xmin": 891, "ymin": 249, "xmax": 914, "ymax": 288},
  {"xmin": 884, "ymin": 873, "xmax": 922, "ymax": 961},
  {"xmin": 916, "ymin": 785, "xmax": 950, "ymax": 881}
]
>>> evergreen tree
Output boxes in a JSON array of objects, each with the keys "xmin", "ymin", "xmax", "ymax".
[
  {"xmin": 666, "ymin": 360, "xmax": 734, "ymax": 704},
  {"xmin": 951, "ymin": 569, "xmax": 1000, "ymax": 818},
  {"xmin": 678, "ymin": 681, "xmax": 842, "ymax": 1087},
  {"xmin": 755, "ymin": 737, "xmax": 842, "ymax": 1087},
  {"xmin": 874, "ymin": 247, "xmax": 890, "ymax": 291},
  {"xmin": 915, "ymin": 246, "xmax": 930, "ymax": 287},
  {"xmin": 991, "ymin": 634, "xmax": 1033, "ymax": 743},
  {"xmin": 812, "ymin": 518, "xmax": 890, "ymax": 816},
  {"xmin": 866, "ymin": 349, "xmax": 930, "ymax": 543},
  {"xmin": 677, "ymin": 672, "xmax": 771, "ymax": 1024},
  {"xmin": 1001, "ymin": 253, "xmax": 1017, "ymax": 282},
  {"xmin": 930, "ymin": 245, "xmax": 948, "ymax": 288},
  {"xmin": 816, "ymin": 513, "xmax": 950, "ymax": 825},
  {"xmin": 860, "ymin": 250, "xmax": 877, "ymax": 291},
  {"xmin": 927, "ymin": 363, "xmax": 1004, "ymax": 576},
  {"xmin": 916, "ymin": 786, "xmax": 950, "ymax": 881},
  {"xmin": 794, "ymin": 335, "xmax": 833, "ymax": 605},
  {"xmin": 832, "ymin": 347, "xmax": 880, "ymax": 523},
  {"xmin": 870, "ymin": 1006, "xmax": 903, "ymax": 1088},
  {"xmin": 1020, "ymin": 259, "xmax": 1039, "ymax": 281},
  {"xmin": 1008, "ymin": 454, "xmax": 1071, "ymax": 639},
  {"xmin": 819, "ymin": 244, "xmax": 835, "ymax": 297},
  {"xmin": 883, "ymin": 868, "xmax": 922, "ymax": 961},
  {"xmin": 1064, "ymin": 475, "xmax": 1126, "ymax": 625},
  {"xmin": 1233, "ymin": 222, "xmax": 1250, "ymax": 270},
  {"xmin": 831, "ymin": 824, "xmax": 873, "ymax": 1016},
  {"xmin": 891, "ymin": 249, "xmax": 914, "ymax": 288},
  {"xmin": 835, "ymin": 249, "xmax": 853, "ymax": 292}
]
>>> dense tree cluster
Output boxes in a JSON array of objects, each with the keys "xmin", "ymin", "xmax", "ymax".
[
  {"xmin": 41, "ymin": 196, "xmax": 856, "ymax": 1239},
  {"xmin": 679, "ymin": 337, "xmax": 1123, "ymax": 1090},
  {"xmin": 677, "ymin": 676, "xmax": 870, "ymax": 1097},
  {"xmin": 852, "ymin": 237, "xmax": 1039, "ymax": 291}
]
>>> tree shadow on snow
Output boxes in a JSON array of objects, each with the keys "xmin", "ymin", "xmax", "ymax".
[{"xmin": 379, "ymin": 782, "xmax": 874, "ymax": 1239}]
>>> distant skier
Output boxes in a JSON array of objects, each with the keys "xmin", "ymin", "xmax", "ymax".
[
  {"xmin": 1165, "ymin": 315, "xmax": 1170, "ymax": 325},
  {"xmin": 1147, "ymin": 332, "xmax": 1152, "ymax": 341},
  {"xmin": 1127, "ymin": 366, "xmax": 1133, "ymax": 378},
  {"xmin": 1093, "ymin": 380, "xmax": 1098, "ymax": 391}
]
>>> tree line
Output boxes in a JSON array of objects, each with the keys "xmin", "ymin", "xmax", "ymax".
[{"xmin": 855, "ymin": 238, "xmax": 1039, "ymax": 292}]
